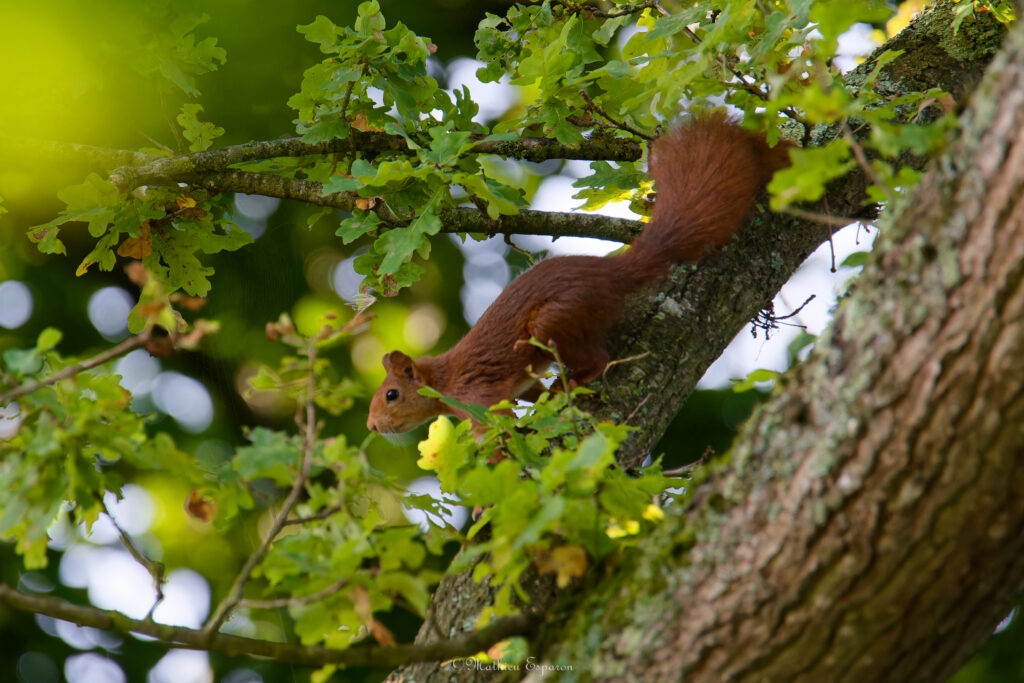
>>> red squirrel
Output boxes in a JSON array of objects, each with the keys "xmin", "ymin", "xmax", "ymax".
[{"xmin": 366, "ymin": 112, "xmax": 790, "ymax": 434}]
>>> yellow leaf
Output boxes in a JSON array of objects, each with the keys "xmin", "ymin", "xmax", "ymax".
[
  {"xmin": 606, "ymin": 518, "xmax": 640, "ymax": 539},
  {"xmin": 417, "ymin": 416, "xmax": 454, "ymax": 471},
  {"xmin": 642, "ymin": 504, "xmax": 665, "ymax": 522},
  {"xmin": 535, "ymin": 545, "xmax": 588, "ymax": 588}
]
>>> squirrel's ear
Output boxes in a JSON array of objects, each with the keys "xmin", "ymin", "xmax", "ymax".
[{"xmin": 382, "ymin": 351, "xmax": 417, "ymax": 380}]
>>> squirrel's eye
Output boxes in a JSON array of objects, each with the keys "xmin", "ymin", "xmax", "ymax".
[{"xmin": 385, "ymin": 389, "xmax": 399, "ymax": 402}]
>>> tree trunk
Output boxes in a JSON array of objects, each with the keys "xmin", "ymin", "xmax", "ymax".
[{"xmin": 545, "ymin": 16, "xmax": 1024, "ymax": 682}]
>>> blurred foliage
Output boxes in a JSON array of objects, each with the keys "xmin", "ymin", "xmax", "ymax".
[{"xmin": 0, "ymin": 0, "xmax": 1016, "ymax": 681}]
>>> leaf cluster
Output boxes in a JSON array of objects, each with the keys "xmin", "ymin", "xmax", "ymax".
[
  {"xmin": 0, "ymin": 329, "xmax": 194, "ymax": 568},
  {"xmin": 414, "ymin": 387, "xmax": 676, "ymax": 618}
]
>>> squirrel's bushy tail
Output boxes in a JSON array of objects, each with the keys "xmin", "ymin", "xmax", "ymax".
[{"xmin": 616, "ymin": 111, "xmax": 790, "ymax": 285}]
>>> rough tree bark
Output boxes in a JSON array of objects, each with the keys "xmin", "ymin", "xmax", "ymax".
[
  {"xmin": 546, "ymin": 15, "xmax": 1024, "ymax": 683},
  {"xmin": 391, "ymin": 2, "xmax": 1015, "ymax": 681}
]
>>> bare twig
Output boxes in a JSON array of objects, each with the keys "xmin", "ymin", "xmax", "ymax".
[
  {"xmin": 842, "ymin": 121, "xmax": 896, "ymax": 203},
  {"xmin": 579, "ymin": 91, "xmax": 654, "ymax": 141},
  {"xmin": 779, "ymin": 206, "xmax": 872, "ymax": 228},
  {"xmin": 0, "ymin": 331, "xmax": 151, "ymax": 405},
  {"xmin": 283, "ymin": 501, "xmax": 345, "ymax": 527},
  {"xmin": 625, "ymin": 393, "xmax": 652, "ymax": 424},
  {"xmin": 662, "ymin": 446, "xmax": 714, "ymax": 477},
  {"xmin": 97, "ymin": 494, "xmax": 166, "ymax": 620},
  {"xmin": 750, "ymin": 295, "xmax": 816, "ymax": 340},
  {"xmin": 601, "ymin": 351, "xmax": 652, "ymax": 386},
  {"xmin": 0, "ymin": 583, "xmax": 538, "ymax": 668}
]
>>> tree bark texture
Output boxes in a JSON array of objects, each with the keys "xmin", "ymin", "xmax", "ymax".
[
  {"xmin": 546, "ymin": 15, "xmax": 1024, "ymax": 683},
  {"xmin": 389, "ymin": 2, "xmax": 1011, "ymax": 682}
]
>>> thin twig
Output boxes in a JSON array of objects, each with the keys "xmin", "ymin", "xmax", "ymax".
[
  {"xmin": 503, "ymin": 234, "xmax": 537, "ymax": 265},
  {"xmin": 625, "ymin": 393, "xmax": 652, "ymax": 424},
  {"xmin": 0, "ymin": 332, "xmax": 151, "ymax": 405},
  {"xmin": 527, "ymin": 338, "xmax": 581, "ymax": 439},
  {"xmin": 823, "ymin": 195, "xmax": 837, "ymax": 271},
  {"xmin": 579, "ymin": 91, "xmax": 654, "ymax": 141},
  {"xmin": 662, "ymin": 447, "xmax": 713, "ymax": 477},
  {"xmin": 202, "ymin": 338, "xmax": 320, "ymax": 638},
  {"xmin": 283, "ymin": 501, "xmax": 345, "ymax": 527},
  {"xmin": 842, "ymin": 121, "xmax": 896, "ymax": 203},
  {"xmin": 601, "ymin": 351, "xmax": 652, "ymax": 386},
  {"xmin": 240, "ymin": 577, "xmax": 348, "ymax": 610},
  {"xmin": 97, "ymin": 494, "xmax": 166, "ymax": 620},
  {"xmin": 780, "ymin": 206, "xmax": 872, "ymax": 228}
]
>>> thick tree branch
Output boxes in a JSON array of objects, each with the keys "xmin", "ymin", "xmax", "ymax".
[
  {"xmin": 188, "ymin": 170, "xmax": 644, "ymax": 242},
  {"xmin": 0, "ymin": 583, "xmax": 537, "ymax": 668},
  {"xmin": 0, "ymin": 135, "xmax": 158, "ymax": 171},
  {"xmin": 1, "ymin": 132, "xmax": 642, "ymax": 188},
  {"xmin": 99, "ymin": 132, "xmax": 643, "ymax": 191}
]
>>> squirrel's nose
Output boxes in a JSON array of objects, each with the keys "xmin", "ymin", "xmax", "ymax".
[{"xmin": 366, "ymin": 417, "xmax": 377, "ymax": 432}]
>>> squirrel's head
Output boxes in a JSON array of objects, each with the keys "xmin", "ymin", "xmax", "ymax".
[{"xmin": 366, "ymin": 351, "xmax": 445, "ymax": 435}]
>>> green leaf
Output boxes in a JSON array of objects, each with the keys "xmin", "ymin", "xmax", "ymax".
[
  {"xmin": 151, "ymin": 229, "xmax": 215, "ymax": 296},
  {"xmin": 787, "ymin": 330, "xmax": 817, "ymax": 362},
  {"xmin": 423, "ymin": 126, "xmax": 472, "ymax": 166},
  {"xmin": 453, "ymin": 173, "xmax": 521, "ymax": 219},
  {"xmin": 374, "ymin": 194, "xmax": 442, "ymax": 274},
  {"xmin": 731, "ymin": 369, "xmax": 781, "ymax": 393},
  {"xmin": 418, "ymin": 386, "xmax": 490, "ymax": 424},
  {"xmin": 810, "ymin": 0, "xmax": 892, "ymax": 43},
  {"xmin": 573, "ymin": 161, "xmax": 645, "ymax": 211},
  {"xmin": 336, "ymin": 211, "xmax": 382, "ymax": 244},
  {"xmin": 862, "ymin": 49, "xmax": 905, "ymax": 88},
  {"xmin": 768, "ymin": 142, "xmax": 855, "ymax": 210},
  {"xmin": 841, "ymin": 251, "xmax": 870, "ymax": 268},
  {"xmin": 321, "ymin": 175, "xmax": 362, "ymax": 195},
  {"xmin": 234, "ymin": 427, "xmax": 303, "ymax": 486},
  {"xmin": 35, "ymin": 328, "xmax": 62, "ymax": 353},
  {"xmin": 26, "ymin": 220, "xmax": 68, "ymax": 255},
  {"xmin": 298, "ymin": 15, "xmax": 341, "ymax": 52},
  {"xmin": 1, "ymin": 348, "xmax": 40, "ymax": 376},
  {"xmin": 177, "ymin": 103, "xmax": 225, "ymax": 152},
  {"xmin": 355, "ymin": 0, "xmax": 386, "ymax": 34}
]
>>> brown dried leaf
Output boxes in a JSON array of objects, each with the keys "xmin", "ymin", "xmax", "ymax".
[
  {"xmin": 185, "ymin": 489, "xmax": 217, "ymax": 522},
  {"xmin": 117, "ymin": 222, "xmax": 152, "ymax": 259}
]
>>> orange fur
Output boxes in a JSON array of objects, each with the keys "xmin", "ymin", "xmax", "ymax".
[{"xmin": 366, "ymin": 113, "xmax": 790, "ymax": 434}]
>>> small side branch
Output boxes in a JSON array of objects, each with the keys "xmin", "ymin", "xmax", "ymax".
[
  {"xmin": 0, "ymin": 332, "xmax": 151, "ymax": 406},
  {"xmin": 98, "ymin": 495, "xmax": 166, "ymax": 619},
  {"xmin": 240, "ymin": 577, "xmax": 348, "ymax": 610}
]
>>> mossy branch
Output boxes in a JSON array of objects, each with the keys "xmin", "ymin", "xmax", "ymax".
[
  {"xmin": 181, "ymin": 170, "xmax": 644, "ymax": 242},
  {"xmin": 93, "ymin": 131, "xmax": 642, "ymax": 191}
]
